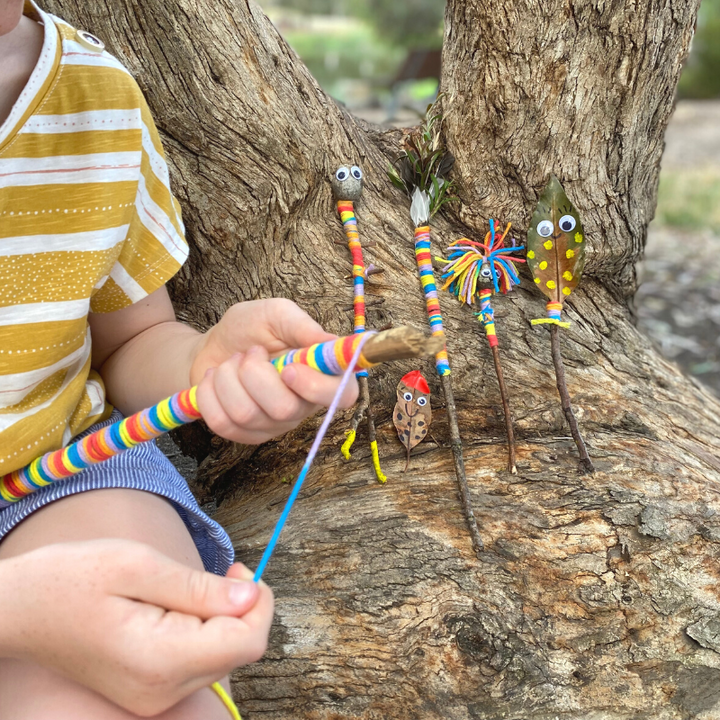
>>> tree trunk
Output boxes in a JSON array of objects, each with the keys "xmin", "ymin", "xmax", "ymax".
[{"xmin": 44, "ymin": 0, "xmax": 720, "ymax": 717}]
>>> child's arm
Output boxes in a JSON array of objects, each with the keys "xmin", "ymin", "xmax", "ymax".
[
  {"xmin": 0, "ymin": 540, "xmax": 273, "ymax": 717},
  {"xmin": 89, "ymin": 288, "xmax": 358, "ymax": 442}
]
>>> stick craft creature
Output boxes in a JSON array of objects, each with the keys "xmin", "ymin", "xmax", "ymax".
[
  {"xmin": 331, "ymin": 164, "xmax": 386, "ymax": 484},
  {"xmin": 388, "ymin": 101, "xmax": 484, "ymax": 558},
  {"xmin": 440, "ymin": 219, "xmax": 525, "ymax": 473},
  {"xmin": 394, "ymin": 370, "xmax": 432, "ymax": 471},
  {"xmin": 526, "ymin": 175, "xmax": 595, "ymax": 473}
]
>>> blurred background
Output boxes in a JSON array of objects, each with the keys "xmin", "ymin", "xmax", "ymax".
[{"xmin": 256, "ymin": 0, "xmax": 720, "ymax": 397}]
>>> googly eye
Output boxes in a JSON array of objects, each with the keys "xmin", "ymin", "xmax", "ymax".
[
  {"xmin": 335, "ymin": 166, "xmax": 350, "ymax": 182},
  {"xmin": 480, "ymin": 264, "xmax": 493, "ymax": 279},
  {"xmin": 559, "ymin": 214, "xmax": 576, "ymax": 233},
  {"xmin": 403, "ymin": 392, "xmax": 413, "ymax": 402},
  {"xmin": 417, "ymin": 396, "xmax": 428, "ymax": 406},
  {"xmin": 536, "ymin": 220, "xmax": 554, "ymax": 237},
  {"xmin": 351, "ymin": 166, "xmax": 363, "ymax": 180}
]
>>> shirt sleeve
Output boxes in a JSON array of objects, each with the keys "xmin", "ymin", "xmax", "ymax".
[{"xmin": 90, "ymin": 96, "xmax": 188, "ymax": 313}]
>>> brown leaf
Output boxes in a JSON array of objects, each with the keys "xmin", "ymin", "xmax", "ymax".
[{"xmin": 393, "ymin": 371, "xmax": 432, "ymax": 471}]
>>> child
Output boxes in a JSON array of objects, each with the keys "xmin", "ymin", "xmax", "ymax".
[{"xmin": 0, "ymin": 2, "xmax": 358, "ymax": 718}]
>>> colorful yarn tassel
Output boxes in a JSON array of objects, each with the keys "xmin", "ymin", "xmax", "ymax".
[{"xmin": 414, "ymin": 226, "xmax": 450, "ymax": 376}]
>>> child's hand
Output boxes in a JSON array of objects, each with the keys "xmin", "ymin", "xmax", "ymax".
[
  {"xmin": 0, "ymin": 539, "xmax": 274, "ymax": 717},
  {"xmin": 191, "ymin": 299, "xmax": 359, "ymax": 444}
]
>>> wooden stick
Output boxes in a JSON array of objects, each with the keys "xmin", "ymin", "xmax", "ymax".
[
  {"xmin": 440, "ymin": 373, "xmax": 485, "ymax": 558},
  {"xmin": 363, "ymin": 326, "xmax": 444, "ymax": 364},
  {"xmin": 490, "ymin": 344, "xmax": 517, "ymax": 474},
  {"xmin": 549, "ymin": 325, "xmax": 595, "ymax": 474}
]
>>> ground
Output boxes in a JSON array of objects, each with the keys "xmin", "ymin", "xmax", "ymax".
[{"xmin": 635, "ymin": 100, "xmax": 720, "ymax": 397}]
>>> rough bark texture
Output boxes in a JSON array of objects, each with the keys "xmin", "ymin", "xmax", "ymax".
[{"xmin": 44, "ymin": 0, "xmax": 720, "ymax": 717}]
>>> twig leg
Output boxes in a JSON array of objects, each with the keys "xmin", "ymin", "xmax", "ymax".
[
  {"xmin": 362, "ymin": 376, "xmax": 387, "ymax": 484},
  {"xmin": 549, "ymin": 325, "xmax": 595, "ymax": 474},
  {"xmin": 440, "ymin": 374, "xmax": 484, "ymax": 558},
  {"xmin": 490, "ymin": 344, "xmax": 517, "ymax": 474},
  {"xmin": 341, "ymin": 379, "xmax": 369, "ymax": 459}
]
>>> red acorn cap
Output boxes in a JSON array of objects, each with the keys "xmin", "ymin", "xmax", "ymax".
[{"xmin": 400, "ymin": 370, "xmax": 430, "ymax": 394}]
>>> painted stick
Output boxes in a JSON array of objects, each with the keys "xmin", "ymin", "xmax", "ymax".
[
  {"xmin": 388, "ymin": 99, "xmax": 485, "ymax": 557},
  {"xmin": 332, "ymin": 165, "xmax": 386, "ymax": 483},
  {"xmin": 0, "ymin": 327, "xmax": 442, "ymax": 509},
  {"xmin": 526, "ymin": 175, "xmax": 594, "ymax": 473},
  {"xmin": 439, "ymin": 220, "xmax": 525, "ymax": 474}
]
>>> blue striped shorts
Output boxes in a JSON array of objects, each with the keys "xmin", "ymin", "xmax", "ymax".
[{"xmin": 0, "ymin": 411, "xmax": 235, "ymax": 575}]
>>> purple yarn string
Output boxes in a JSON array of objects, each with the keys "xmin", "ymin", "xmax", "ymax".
[{"xmin": 253, "ymin": 331, "xmax": 376, "ymax": 582}]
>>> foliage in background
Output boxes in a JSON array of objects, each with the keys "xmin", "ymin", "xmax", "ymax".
[
  {"xmin": 679, "ymin": 0, "xmax": 720, "ymax": 98},
  {"xmin": 354, "ymin": 0, "xmax": 444, "ymax": 49},
  {"xmin": 654, "ymin": 169, "xmax": 720, "ymax": 233}
]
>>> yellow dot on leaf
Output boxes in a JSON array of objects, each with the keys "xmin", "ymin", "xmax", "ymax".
[
  {"xmin": 563, "ymin": 271, "xmax": 573, "ymax": 281},
  {"xmin": 534, "ymin": 277, "xmax": 541, "ymax": 284},
  {"xmin": 575, "ymin": 232, "xmax": 583, "ymax": 244},
  {"xmin": 544, "ymin": 240, "xmax": 553, "ymax": 250},
  {"xmin": 527, "ymin": 250, "xmax": 535, "ymax": 259},
  {"xmin": 563, "ymin": 287, "xmax": 572, "ymax": 295},
  {"xmin": 539, "ymin": 261, "xmax": 548, "ymax": 270},
  {"xmin": 566, "ymin": 249, "xmax": 575, "ymax": 259},
  {"xmin": 546, "ymin": 280, "xmax": 556, "ymax": 289}
]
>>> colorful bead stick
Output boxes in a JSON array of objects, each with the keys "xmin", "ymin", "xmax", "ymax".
[
  {"xmin": 337, "ymin": 202, "xmax": 368, "ymax": 340},
  {"xmin": 271, "ymin": 333, "xmax": 376, "ymax": 375},
  {"xmin": 1, "ymin": 330, "xmax": 418, "ymax": 509},
  {"xmin": 0, "ymin": 388, "xmax": 201, "ymax": 509},
  {"xmin": 414, "ymin": 226, "xmax": 450, "ymax": 376}
]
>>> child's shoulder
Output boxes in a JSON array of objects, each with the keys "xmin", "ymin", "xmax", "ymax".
[{"xmin": 38, "ymin": 7, "xmax": 148, "ymax": 116}]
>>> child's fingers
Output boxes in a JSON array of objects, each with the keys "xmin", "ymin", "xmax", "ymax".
[
  {"xmin": 115, "ymin": 544, "xmax": 260, "ymax": 620},
  {"xmin": 237, "ymin": 346, "xmax": 321, "ymax": 424},
  {"xmin": 281, "ymin": 363, "xmax": 359, "ymax": 409},
  {"xmin": 266, "ymin": 298, "xmax": 337, "ymax": 350}
]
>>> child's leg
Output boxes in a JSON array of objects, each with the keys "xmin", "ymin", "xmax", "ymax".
[{"xmin": 0, "ymin": 489, "xmax": 238, "ymax": 720}]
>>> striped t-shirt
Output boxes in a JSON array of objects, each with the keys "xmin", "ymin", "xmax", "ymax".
[{"xmin": 0, "ymin": 1, "xmax": 188, "ymax": 476}]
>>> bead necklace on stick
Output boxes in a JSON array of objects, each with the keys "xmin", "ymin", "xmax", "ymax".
[
  {"xmin": 388, "ymin": 100, "xmax": 484, "ymax": 558},
  {"xmin": 439, "ymin": 219, "xmax": 525, "ymax": 473},
  {"xmin": 526, "ymin": 175, "xmax": 594, "ymax": 473},
  {"xmin": 331, "ymin": 164, "xmax": 387, "ymax": 483}
]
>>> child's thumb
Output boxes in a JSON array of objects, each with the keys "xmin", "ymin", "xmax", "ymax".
[{"xmin": 120, "ymin": 550, "xmax": 260, "ymax": 620}]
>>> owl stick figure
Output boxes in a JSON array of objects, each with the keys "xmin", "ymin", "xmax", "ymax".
[
  {"xmin": 527, "ymin": 175, "xmax": 594, "ymax": 474},
  {"xmin": 332, "ymin": 164, "xmax": 387, "ymax": 484},
  {"xmin": 393, "ymin": 371, "xmax": 432, "ymax": 471},
  {"xmin": 440, "ymin": 219, "xmax": 525, "ymax": 474}
]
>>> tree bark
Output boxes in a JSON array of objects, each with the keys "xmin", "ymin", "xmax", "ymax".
[{"xmin": 44, "ymin": 0, "xmax": 720, "ymax": 717}]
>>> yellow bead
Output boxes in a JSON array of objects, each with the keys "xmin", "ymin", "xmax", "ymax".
[
  {"xmin": 563, "ymin": 287, "xmax": 572, "ymax": 295},
  {"xmin": 546, "ymin": 280, "xmax": 556, "ymax": 289},
  {"xmin": 534, "ymin": 277, "xmax": 541, "ymax": 284},
  {"xmin": 527, "ymin": 250, "xmax": 535, "ymax": 259},
  {"xmin": 563, "ymin": 271, "xmax": 573, "ymax": 281},
  {"xmin": 575, "ymin": 232, "xmax": 583, "ymax": 243},
  {"xmin": 544, "ymin": 240, "xmax": 553, "ymax": 250},
  {"xmin": 539, "ymin": 261, "xmax": 548, "ymax": 270},
  {"xmin": 566, "ymin": 249, "xmax": 575, "ymax": 259}
]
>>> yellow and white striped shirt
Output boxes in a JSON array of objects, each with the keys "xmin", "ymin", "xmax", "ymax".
[{"xmin": 0, "ymin": 2, "xmax": 188, "ymax": 476}]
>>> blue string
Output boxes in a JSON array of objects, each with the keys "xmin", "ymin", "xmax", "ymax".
[{"xmin": 253, "ymin": 331, "xmax": 376, "ymax": 583}]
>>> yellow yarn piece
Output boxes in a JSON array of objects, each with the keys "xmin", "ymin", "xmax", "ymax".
[
  {"xmin": 341, "ymin": 429, "xmax": 356, "ymax": 459},
  {"xmin": 370, "ymin": 440, "xmax": 387, "ymax": 484},
  {"xmin": 530, "ymin": 318, "xmax": 571, "ymax": 328},
  {"xmin": 211, "ymin": 682, "xmax": 242, "ymax": 720}
]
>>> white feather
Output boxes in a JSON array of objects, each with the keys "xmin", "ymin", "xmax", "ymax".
[{"xmin": 411, "ymin": 187, "xmax": 431, "ymax": 226}]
